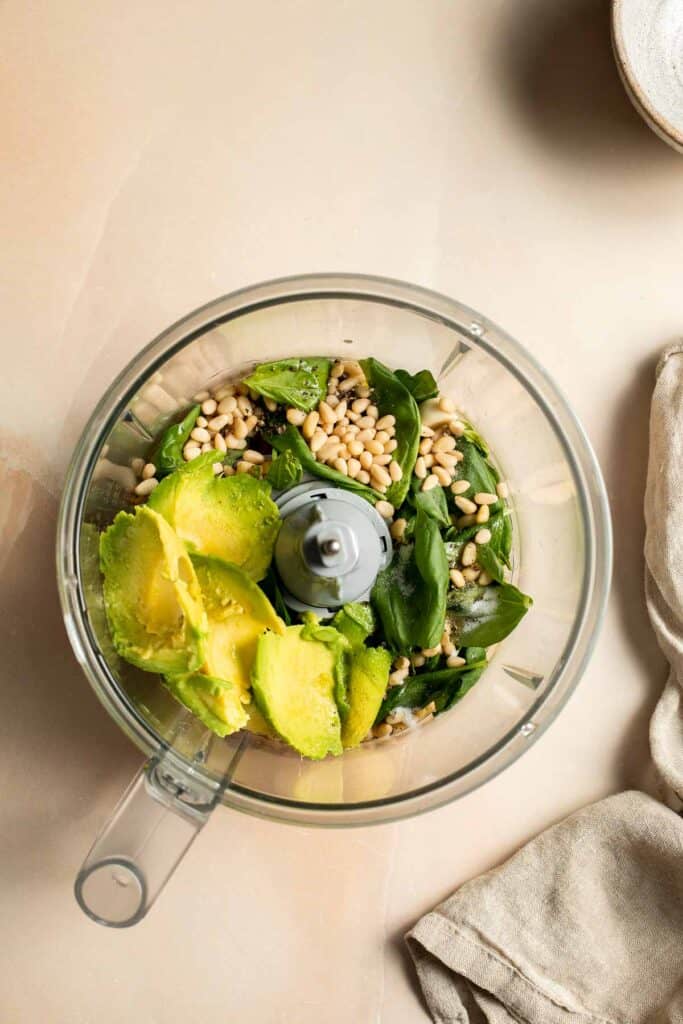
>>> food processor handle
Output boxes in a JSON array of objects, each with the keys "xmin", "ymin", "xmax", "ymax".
[{"xmin": 74, "ymin": 753, "xmax": 221, "ymax": 927}]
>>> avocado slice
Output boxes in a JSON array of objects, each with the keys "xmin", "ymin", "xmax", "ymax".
[
  {"xmin": 149, "ymin": 453, "xmax": 280, "ymax": 582},
  {"xmin": 341, "ymin": 647, "xmax": 392, "ymax": 749},
  {"xmin": 251, "ymin": 625, "xmax": 343, "ymax": 759},
  {"xmin": 165, "ymin": 554, "xmax": 285, "ymax": 736},
  {"xmin": 99, "ymin": 506, "xmax": 207, "ymax": 674}
]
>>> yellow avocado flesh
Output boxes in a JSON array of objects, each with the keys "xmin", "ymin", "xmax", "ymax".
[
  {"xmin": 99, "ymin": 506, "xmax": 207, "ymax": 674},
  {"xmin": 148, "ymin": 453, "xmax": 280, "ymax": 581},
  {"xmin": 165, "ymin": 554, "xmax": 285, "ymax": 737},
  {"xmin": 341, "ymin": 647, "xmax": 392, "ymax": 749},
  {"xmin": 251, "ymin": 625, "xmax": 343, "ymax": 759}
]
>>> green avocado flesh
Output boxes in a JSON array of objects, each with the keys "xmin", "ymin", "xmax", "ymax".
[
  {"xmin": 341, "ymin": 647, "xmax": 392, "ymax": 749},
  {"xmin": 165, "ymin": 554, "xmax": 285, "ymax": 736},
  {"xmin": 148, "ymin": 453, "xmax": 280, "ymax": 581},
  {"xmin": 99, "ymin": 506, "xmax": 207, "ymax": 674},
  {"xmin": 251, "ymin": 625, "xmax": 343, "ymax": 759}
]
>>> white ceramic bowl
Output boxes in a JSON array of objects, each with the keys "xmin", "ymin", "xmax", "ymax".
[{"xmin": 612, "ymin": 0, "xmax": 683, "ymax": 152}]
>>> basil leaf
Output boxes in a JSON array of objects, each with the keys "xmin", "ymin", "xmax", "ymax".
[
  {"xmin": 332, "ymin": 602, "xmax": 375, "ymax": 648},
  {"xmin": 371, "ymin": 509, "xmax": 448, "ymax": 652},
  {"xmin": 447, "ymin": 581, "xmax": 532, "ymax": 647},
  {"xmin": 152, "ymin": 404, "xmax": 200, "ymax": 477},
  {"xmin": 411, "ymin": 475, "xmax": 450, "ymax": 528},
  {"xmin": 269, "ymin": 425, "xmax": 380, "ymax": 503},
  {"xmin": 439, "ymin": 646, "xmax": 487, "ymax": 711},
  {"xmin": 244, "ymin": 358, "xmax": 331, "ymax": 412},
  {"xmin": 472, "ymin": 511, "xmax": 510, "ymax": 583},
  {"xmin": 375, "ymin": 653, "xmax": 486, "ymax": 721},
  {"xmin": 453, "ymin": 440, "xmax": 501, "ymax": 512},
  {"xmin": 266, "ymin": 450, "xmax": 303, "ymax": 490},
  {"xmin": 394, "ymin": 368, "xmax": 439, "ymax": 403},
  {"xmin": 461, "ymin": 422, "xmax": 490, "ymax": 457},
  {"xmin": 361, "ymin": 358, "xmax": 420, "ymax": 508}
]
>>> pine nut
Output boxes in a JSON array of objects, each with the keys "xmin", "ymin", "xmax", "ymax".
[
  {"xmin": 474, "ymin": 492, "xmax": 498, "ymax": 506},
  {"xmin": 359, "ymin": 450, "xmax": 373, "ymax": 470},
  {"xmin": 462, "ymin": 567, "xmax": 480, "ymax": 582},
  {"xmin": 450, "ymin": 420, "xmax": 465, "ymax": 437},
  {"xmin": 446, "ymin": 654, "xmax": 466, "ymax": 668},
  {"xmin": 245, "ymin": 415, "xmax": 259, "ymax": 433},
  {"xmin": 331, "ymin": 361, "xmax": 345, "ymax": 378},
  {"xmin": 223, "ymin": 465, "xmax": 235, "ymax": 476},
  {"xmin": 319, "ymin": 401, "xmax": 335, "ymax": 424},
  {"xmin": 422, "ymin": 644, "xmax": 442, "ymax": 657},
  {"xmin": 324, "ymin": 422, "xmax": 335, "ymax": 435},
  {"xmin": 389, "ymin": 461, "xmax": 403, "ymax": 482},
  {"xmin": 226, "ymin": 434, "xmax": 247, "ymax": 450},
  {"xmin": 344, "ymin": 424, "xmax": 360, "ymax": 437},
  {"xmin": 479, "ymin": 571, "xmax": 493, "ymax": 586},
  {"xmin": 375, "ymin": 414, "xmax": 395, "ymax": 431},
  {"xmin": 352, "ymin": 398, "xmax": 370, "ymax": 413},
  {"xmin": 394, "ymin": 655, "xmax": 411, "ymax": 671},
  {"xmin": 232, "ymin": 418, "xmax": 249, "ymax": 440},
  {"xmin": 183, "ymin": 444, "xmax": 201, "ymax": 460},
  {"xmin": 435, "ymin": 452, "xmax": 458, "ymax": 470},
  {"xmin": 475, "ymin": 528, "xmax": 492, "ymax": 545},
  {"xmin": 451, "ymin": 479, "xmax": 471, "ymax": 495},
  {"xmin": 338, "ymin": 376, "xmax": 361, "ymax": 393},
  {"xmin": 302, "ymin": 411, "xmax": 319, "ymax": 439},
  {"xmin": 476, "ymin": 505, "xmax": 490, "ymax": 524},
  {"xmin": 366, "ymin": 439, "xmax": 384, "ymax": 455},
  {"xmin": 196, "ymin": 416, "xmax": 208, "ymax": 428},
  {"xmin": 419, "ymin": 437, "xmax": 433, "ymax": 455},
  {"xmin": 193, "ymin": 390, "xmax": 210, "ymax": 402},
  {"xmin": 310, "ymin": 430, "xmax": 327, "ymax": 453},
  {"xmin": 375, "ymin": 430, "xmax": 390, "ymax": 445},
  {"xmin": 337, "ymin": 444, "xmax": 349, "ymax": 459},
  {"xmin": 384, "ymin": 439, "xmax": 398, "ymax": 453},
  {"xmin": 439, "ymin": 396, "xmax": 455, "ymax": 412},
  {"xmin": 201, "ymin": 398, "xmax": 217, "ymax": 416},
  {"xmin": 237, "ymin": 396, "xmax": 252, "ymax": 415},
  {"xmin": 141, "ymin": 463, "xmax": 156, "ymax": 480},
  {"xmin": 370, "ymin": 464, "xmax": 391, "ymax": 487},
  {"xmin": 286, "ymin": 408, "xmax": 306, "ymax": 426},
  {"xmin": 420, "ymin": 424, "xmax": 435, "ymax": 437},
  {"xmin": 208, "ymin": 414, "xmax": 230, "ymax": 433},
  {"xmin": 131, "ymin": 457, "xmax": 145, "ymax": 476},
  {"xmin": 390, "ymin": 517, "xmax": 407, "ymax": 541},
  {"xmin": 217, "ymin": 396, "xmax": 237, "ymax": 415},
  {"xmin": 213, "ymin": 432, "xmax": 227, "ymax": 453},
  {"xmin": 433, "ymin": 434, "xmax": 457, "ymax": 452},
  {"xmin": 376, "ymin": 500, "xmax": 395, "ymax": 519},
  {"xmin": 333, "ymin": 457, "xmax": 348, "ymax": 475},
  {"xmin": 242, "ymin": 449, "xmax": 264, "ymax": 464},
  {"xmin": 264, "ymin": 397, "xmax": 278, "ymax": 413},
  {"xmin": 388, "ymin": 670, "xmax": 408, "ymax": 687},
  {"xmin": 332, "ymin": 424, "xmax": 346, "ymax": 439},
  {"xmin": 424, "ymin": 454, "xmax": 434, "ymax": 468},
  {"xmin": 134, "ymin": 477, "xmax": 159, "ymax": 496},
  {"xmin": 367, "ymin": 405, "xmax": 379, "ymax": 420},
  {"xmin": 319, "ymin": 441, "xmax": 341, "ymax": 463},
  {"xmin": 201, "ymin": 442, "xmax": 213, "ymax": 453},
  {"xmin": 357, "ymin": 416, "xmax": 376, "ymax": 430},
  {"xmin": 415, "ymin": 456, "xmax": 427, "ymax": 479},
  {"xmin": 457, "ymin": 514, "xmax": 477, "ymax": 528},
  {"xmin": 411, "ymin": 654, "xmax": 426, "ymax": 668},
  {"xmin": 347, "ymin": 458, "xmax": 361, "ymax": 478},
  {"xmin": 326, "ymin": 394, "xmax": 340, "ymax": 408},
  {"xmin": 357, "ymin": 428, "xmax": 375, "ymax": 443},
  {"xmin": 348, "ymin": 440, "xmax": 364, "ymax": 457},
  {"xmin": 212, "ymin": 462, "xmax": 224, "ymax": 476},
  {"xmin": 373, "ymin": 453, "xmax": 392, "ymax": 466},
  {"xmin": 190, "ymin": 427, "xmax": 211, "ymax": 444},
  {"xmin": 455, "ymin": 496, "xmax": 477, "ymax": 515},
  {"xmin": 347, "ymin": 411, "xmax": 360, "ymax": 423},
  {"xmin": 497, "ymin": 481, "xmax": 510, "ymax": 500},
  {"xmin": 461, "ymin": 542, "xmax": 477, "ymax": 566},
  {"xmin": 357, "ymin": 470, "xmax": 371, "ymax": 484},
  {"xmin": 433, "ymin": 466, "xmax": 452, "ymax": 487},
  {"xmin": 236, "ymin": 461, "xmax": 253, "ymax": 474},
  {"xmin": 336, "ymin": 417, "xmax": 350, "ymax": 428},
  {"xmin": 442, "ymin": 639, "xmax": 455, "ymax": 657},
  {"xmin": 373, "ymin": 723, "xmax": 393, "ymax": 738},
  {"xmin": 335, "ymin": 400, "xmax": 348, "ymax": 420},
  {"xmin": 357, "ymin": 386, "xmax": 371, "ymax": 398},
  {"xmin": 422, "ymin": 474, "xmax": 440, "ymax": 492},
  {"xmin": 214, "ymin": 384, "xmax": 235, "ymax": 401},
  {"xmin": 450, "ymin": 568, "xmax": 466, "ymax": 589}
]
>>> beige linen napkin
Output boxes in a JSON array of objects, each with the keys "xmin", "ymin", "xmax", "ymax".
[{"xmin": 406, "ymin": 345, "xmax": 683, "ymax": 1023}]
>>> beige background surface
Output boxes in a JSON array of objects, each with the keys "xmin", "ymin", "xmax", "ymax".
[{"xmin": 1, "ymin": 1, "xmax": 682, "ymax": 1020}]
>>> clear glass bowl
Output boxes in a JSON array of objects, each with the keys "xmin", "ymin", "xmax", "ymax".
[{"xmin": 57, "ymin": 274, "xmax": 611, "ymax": 924}]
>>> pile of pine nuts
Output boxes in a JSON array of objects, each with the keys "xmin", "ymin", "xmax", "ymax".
[
  {"xmin": 285, "ymin": 359, "xmax": 401, "ymax": 522},
  {"xmin": 414, "ymin": 395, "xmax": 466, "ymax": 493}
]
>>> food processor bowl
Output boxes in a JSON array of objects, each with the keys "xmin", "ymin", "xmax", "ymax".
[{"xmin": 57, "ymin": 274, "xmax": 611, "ymax": 926}]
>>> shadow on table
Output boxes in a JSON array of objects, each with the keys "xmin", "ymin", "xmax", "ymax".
[
  {"xmin": 0, "ymin": 464, "xmax": 139, "ymax": 888},
  {"xmin": 494, "ymin": 0, "xmax": 679, "ymax": 167},
  {"xmin": 605, "ymin": 350, "xmax": 670, "ymax": 794}
]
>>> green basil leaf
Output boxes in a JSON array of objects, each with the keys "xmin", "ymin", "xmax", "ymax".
[
  {"xmin": 375, "ymin": 654, "xmax": 486, "ymax": 721},
  {"xmin": 412, "ymin": 475, "xmax": 450, "ymax": 528},
  {"xmin": 244, "ymin": 357, "xmax": 331, "ymax": 412},
  {"xmin": 361, "ymin": 358, "xmax": 420, "ymax": 508},
  {"xmin": 394, "ymin": 368, "xmax": 439, "ymax": 403},
  {"xmin": 266, "ymin": 449, "xmax": 303, "ymax": 490},
  {"xmin": 152, "ymin": 404, "xmax": 200, "ymax": 477},
  {"xmin": 452, "ymin": 439, "xmax": 501, "ymax": 512},
  {"xmin": 413, "ymin": 509, "xmax": 449, "ymax": 649},
  {"xmin": 461, "ymin": 422, "xmax": 490, "ymax": 457},
  {"xmin": 269, "ymin": 425, "xmax": 380, "ymax": 503},
  {"xmin": 447, "ymin": 581, "xmax": 532, "ymax": 647},
  {"xmin": 473, "ymin": 512, "xmax": 510, "ymax": 583}
]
